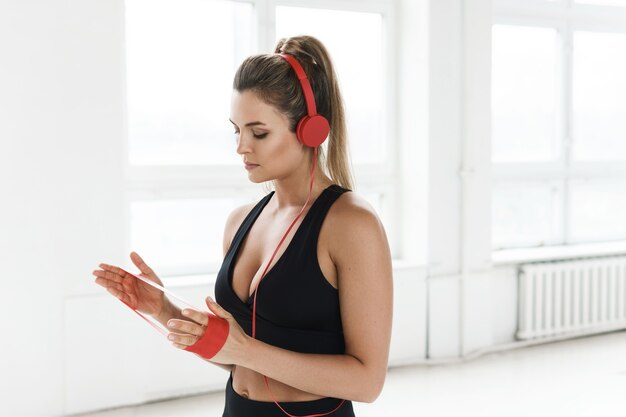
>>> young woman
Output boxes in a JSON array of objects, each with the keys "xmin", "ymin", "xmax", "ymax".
[{"xmin": 94, "ymin": 35, "xmax": 393, "ymax": 417}]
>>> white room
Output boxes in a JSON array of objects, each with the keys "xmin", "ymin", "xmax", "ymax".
[{"xmin": 1, "ymin": 0, "xmax": 625, "ymax": 416}]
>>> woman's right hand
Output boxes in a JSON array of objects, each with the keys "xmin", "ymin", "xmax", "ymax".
[{"xmin": 93, "ymin": 251, "xmax": 167, "ymax": 317}]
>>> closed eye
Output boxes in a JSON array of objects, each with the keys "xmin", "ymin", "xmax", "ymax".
[
  {"xmin": 232, "ymin": 131, "xmax": 267, "ymax": 139},
  {"xmin": 231, "ymin": 124, "xmax": 268, "ymax": 139}
]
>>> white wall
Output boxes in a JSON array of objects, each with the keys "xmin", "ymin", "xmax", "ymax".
[
  {"xmin": 0, "ymin": 0, "xmax": 524, "ymax": 416},
  {"xmin": 0, "ymin": 1, "xmax": 126, "ymax": 416}
]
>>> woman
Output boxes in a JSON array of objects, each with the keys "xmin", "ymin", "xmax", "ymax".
[{"xmin": 94, "ymin": 35, "xmax": 393, "ymax": 417}]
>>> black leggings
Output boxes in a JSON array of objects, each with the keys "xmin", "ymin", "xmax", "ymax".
[{"xmin": 222, "ymin": 373, "xmax": 356, "ymax": 417}]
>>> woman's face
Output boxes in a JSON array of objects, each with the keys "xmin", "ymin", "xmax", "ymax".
[{"xmin": 230, "ymin": 90, "xmax": 308, "ymax": 183}]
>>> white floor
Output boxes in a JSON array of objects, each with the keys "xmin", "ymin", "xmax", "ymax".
[{"xmin": 78, "ymin": 330, "xmax": 626, "ymax": 417}]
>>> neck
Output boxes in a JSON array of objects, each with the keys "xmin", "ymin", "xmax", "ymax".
[
  {"xmin": 270, "ymin": 151, "xmax": 333, "ymax": 210},
  {"xmin": 272, "ymin": 177, "xmax": 333, "ymax": 210}
]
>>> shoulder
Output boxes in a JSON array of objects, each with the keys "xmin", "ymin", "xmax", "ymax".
[
  {"xmin": 222, "ymin": 196, "xmax": 264, "ymax": 256},
  {"xmin": 327, "ymin": 190, "xmax": 385, "ymax": 233},
  {"xmin": 325, "ymin": 190, "xmax": 388, "ymax": 264}
]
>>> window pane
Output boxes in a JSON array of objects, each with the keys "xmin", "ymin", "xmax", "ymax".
[
  {"xmin": 275, "ymin": 7, "xmax": 385, "ymax": 164},
  {"xmin": 126, "ymin": 0, "xmax": 253, "ymax": 165},
  {"xmin": 575, "ymin": 0, "xmax": 626, "ymax": 6},
  {"xmin": 572, "ymin": 31, "xmax": 626, "ymax": 161},
  {"xmin": 569, "ymin": 180, "xmax": 626, "ymax": 242},
  {"xmin": 492, "ymin": 25, "xmax": 560, "ymax": 163},
  {"xmin": 492, "ymin": 182, "xmax": 560, "ymax": 249},
  {"xmin": 130, "ymin": 196, "xmax": 252, "ymax": 275}
]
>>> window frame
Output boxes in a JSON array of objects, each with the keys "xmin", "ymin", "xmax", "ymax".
[{"xmin": 492, "ymin": 0, "xmax": 626, "ymax": 250}]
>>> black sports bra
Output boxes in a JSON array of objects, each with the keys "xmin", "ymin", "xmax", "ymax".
[{"xmin": 214, "ymin": 184, "xmax": 351, "ymax": 354}]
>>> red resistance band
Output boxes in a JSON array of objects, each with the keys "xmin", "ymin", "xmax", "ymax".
[
  {"xmin": 117, "ymin": 269, "xmax": 229, "ymax": 360},
  {"xmin": 119, "ymin": 146, "xmax": 345, "ymax": 417}
]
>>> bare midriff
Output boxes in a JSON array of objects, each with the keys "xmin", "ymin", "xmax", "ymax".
[{"xmin": 231, "ymin": 365, "xmax": 327, "ymax": 401}]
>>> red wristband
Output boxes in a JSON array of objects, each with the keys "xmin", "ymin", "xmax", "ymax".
[{"xmin": 183, "ymin": 314, "xmax": 230, "ymax": 360}]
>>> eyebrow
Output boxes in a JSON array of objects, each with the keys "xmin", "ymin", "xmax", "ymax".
[{"xmin": 229, "ymin": 118, "xmax": 267, "ymax": 127}]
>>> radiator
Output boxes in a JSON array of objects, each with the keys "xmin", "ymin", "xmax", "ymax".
[{"xmin": 517, "ymin": 255, "xmax": 626, "ymax": 340}]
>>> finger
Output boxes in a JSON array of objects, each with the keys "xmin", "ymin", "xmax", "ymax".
[
  {"xmin": 167, "ymin": 319, "xmax": 205, "ymax": 337},
  {"xmin": 99, "ymin": 263, "xmax": 130, "ymax": 282},
  {"xmin": 171, "ymin": 342, "xmax": 187, "ymax": 349},
  {"xmin": 205, "ymin": 296, "xmax": 231, "ymax": 319},
  {"xmin": 100, "ymin": 267, "xmax": 142, "ymax": 292},
  {"xmin": 167, "ymin": 332, "xmax": 198, "ymax": 347},
  {"xmin": 98, "ymin": 262, "xmax": 121, "ymax": 274},
  {"xmin": 94, "ymin": 277, "xmax": 124, "ymax": 293},
  {"xmin": 130, "ymin": 251, "xmax": 154, "ymax": 276},
  {"xmin": 92, "ymin": 269, "xmax": 123, "ymax": 285},
  {"xmin": 181, "ymin": 308, "xmax": 209, "ymax": 326}
]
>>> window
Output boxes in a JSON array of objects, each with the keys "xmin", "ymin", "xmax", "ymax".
[
  {"xmin": 570, "ymin": 180, "xmax": 626, "ymax": 241},
  {"xmin": 124, "ymin": 0, "xmax": 396, "ymax": 277},
  {"xmin": 126, "ymin": 0, "xmax": 254, "ymax": 166},
  {"xmin": 492, "ymin": 24, "xmax": 560, "ymax": 164},
  {"xmin": 492, "ymin": 0, "xmax": 626, "ymax": 250},
  {"xmin": 572, "ymin": 31, "xmax": 626, "ymax": 161}
]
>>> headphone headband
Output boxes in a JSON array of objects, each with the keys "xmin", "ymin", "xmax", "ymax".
[
  {"xmin": 278, "ymin": 52, "xmax": 329, "ymax": 148},
  {"xmin": 279, "ymin": 53, "xmax": 317, "ymax": 117}
]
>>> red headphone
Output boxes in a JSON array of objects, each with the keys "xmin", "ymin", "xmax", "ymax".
[{"xmin": 279, "ymin": 53, "xmax": 330, "ymax": 148}]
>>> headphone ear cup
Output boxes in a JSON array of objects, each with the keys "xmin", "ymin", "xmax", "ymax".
[{"xmin": 296, "ymin": 115, "xmax": 330, "ymax": 148}]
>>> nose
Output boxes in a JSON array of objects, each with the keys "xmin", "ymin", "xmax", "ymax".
[{"xmin": 235, "ymin": 132, "xmax": 252, "ymax": 155}]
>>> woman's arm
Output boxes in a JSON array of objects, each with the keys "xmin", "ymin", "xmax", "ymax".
[
  {"xmin": 235, "ymin": 195, "xmax": 393, "ymax": 403},
  {"xmin": 240, "ymin": 341, "xmax": 375, "ymax": 402}
]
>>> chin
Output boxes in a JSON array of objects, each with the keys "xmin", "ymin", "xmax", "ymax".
[{"xmin": 246, "ymin": 173, "xmax": 268, "ymax": 184}]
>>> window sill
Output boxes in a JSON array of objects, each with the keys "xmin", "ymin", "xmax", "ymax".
[{"xmin": 492, "ymin": 240, "xmax": 626, "ymax": 265}]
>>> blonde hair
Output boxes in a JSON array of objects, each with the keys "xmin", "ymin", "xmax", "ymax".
[{"xmin": 233, "ymin": 35, "xmax": 354, "ymax": 191}]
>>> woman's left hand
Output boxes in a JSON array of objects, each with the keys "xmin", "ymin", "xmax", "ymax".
[{"xmin": 167, "ymin": 296, "xmax": 249, "ymax": 365}]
